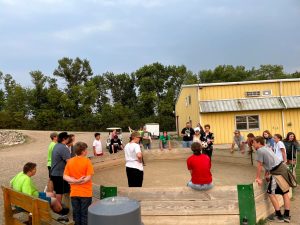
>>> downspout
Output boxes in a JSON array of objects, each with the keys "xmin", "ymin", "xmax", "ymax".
[
  {"xmin": 198, "ymin": 84, "xmax": 202, "ymax": 125},
  {"xmin": 279, "ymin": 81, "xmax": 287, "ymax": 137}
]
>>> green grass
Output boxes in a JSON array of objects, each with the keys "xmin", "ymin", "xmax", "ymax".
[{"xmin": 296, "ymin": 152, "xmax": 300, "ymax": 184}]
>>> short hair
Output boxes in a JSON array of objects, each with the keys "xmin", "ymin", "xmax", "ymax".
[
  {"xmin": 247, "ymin": 133, "xmax": 255, "ymax": 138},
  {"xmin": 254, "ymin": 136, "xmax": 265, "ymax": 145},
  {"xmin": 74, "ymin": 142, "xmax": 88, "ymax": 156},
  {"xmin": 23, "ymin": 162, "xmax": 36, "ymax": 174},
  {"xmin": 50, "ymin": 132, "xmax": 58, "ymax": 140},
  {"xmin": 191, "ymin": 142, "xmax": 202, "ymax": 155},
  {"xmin": 274, "ymin": 134, "xmax": 282, "ymax": 140},
  {"xmin": 186, "ymin": 122, "xmax": 190, "ymax": 124},
  {"xmin": 204, "ymin": 124, "xmax": 210, "ymax": 129},
  {"xmin": 94, "ymin": 132, "xmax": 100, "ymax": 138},
  {"xmin": 58, "ymin": 132, "xmax": 69, "ymax": 143}
]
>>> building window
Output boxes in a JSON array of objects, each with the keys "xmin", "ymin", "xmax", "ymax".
[
  {"xmin": 185, "ymin": 96, "xmax": 192, "ymax": 107},
  {"xmin": 245, "ymin": 91, "xmax": 260, "ymax": 97},
  {"xmin": 235, "ymin": 115, "xmax": 259, "ymax": 130},
  {"xmin": 188, "ymin": 96, "xmax": 192, "ymax": 105}
]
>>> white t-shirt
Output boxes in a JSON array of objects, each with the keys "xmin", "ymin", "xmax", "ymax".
[
  {"xmin": 274, "ymin": 141, "xmax": 286, "ymax": 162},
  {"xmin": 125, "ymin": 142, "xmax": 143, "ymax": 171},
  {"xmin": 93, "ymin": 139, "xmax": 102, "ymax": 154}
]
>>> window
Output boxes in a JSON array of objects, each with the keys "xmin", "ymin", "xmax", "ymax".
[
  {"xmin": 262, "ymin": 90, "xmax": 272, "ymax": 96},
  {"xmin": 235, "ymin": 115, "xmax": 259, "ymax": 130},
  {"xmin": 245, "ymin": 91, "xmax": 260, "ymax": 97},
  {"xmin": 185, "ymin": 96, "xmax": 192, "ymax": 107},
  {"xmin": 188, "ymin": 96, "xmax": 192, "ymax": 105}
]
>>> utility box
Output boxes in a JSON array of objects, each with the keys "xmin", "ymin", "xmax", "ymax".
[{"xmin": 145, "ymin": 123, "xmax": 160, "ymax": 138}]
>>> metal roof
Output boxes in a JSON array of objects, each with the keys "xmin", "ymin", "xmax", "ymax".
[
  {"xmin": 282, "ymin": 96, "xmax": 300, "ymax": 109},
  {"xmin": 182, "ymin": 78, "xmax": 300, "ymax": 88},
  {"xmin": 200, "ymin": 97, "xmax": 287, "ymax": 113}
]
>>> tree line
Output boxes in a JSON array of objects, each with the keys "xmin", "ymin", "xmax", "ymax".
[{"xmin": 0, "ymin": 58, "xmax": 299, "ymax": 131}]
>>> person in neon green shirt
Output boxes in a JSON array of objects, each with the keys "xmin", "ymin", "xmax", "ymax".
[
  {"xmin": 47, "ymin": 132, "xmax": 58, "ymax": 192},
  {"xmin": 10, "ymin": 162, "xmax": 68, "ymax": 215}
]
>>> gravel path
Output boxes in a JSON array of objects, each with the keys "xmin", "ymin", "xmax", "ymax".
[{"xmin": 0, "ymin": 130, "xmax": 299, "ymax": 225}]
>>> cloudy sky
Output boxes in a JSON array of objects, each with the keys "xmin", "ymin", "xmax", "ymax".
[{"xmin": 0, "ymin": 0, "xmax": 300, "ymax": 86}]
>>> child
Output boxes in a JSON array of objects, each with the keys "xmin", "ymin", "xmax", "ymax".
[
  {"xmin": 187, "ymin": 142, "xmax": 213, "ymax": 191},
  {"xmin": 93, "ymin": 132, "xmax": 103, "ymax": 156},
  {"xmin": 273, "ymin": 134, "xmax": 287, "ymax": 163},
  {"xmin": 11, "ymin": 162, "xmax": 68, "ymax": 215},
  {"xmin": 159, "ymin": 131, "xmax": 172, "ymax": 150},
  {"xmin": 63, "ymin": 142, "xmax": 94, "ymax": 225}
]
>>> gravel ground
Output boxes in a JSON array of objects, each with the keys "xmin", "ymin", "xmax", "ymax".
[{"xmin": 0, "ymin": 130, "xmax": 299, "ymax": 225}]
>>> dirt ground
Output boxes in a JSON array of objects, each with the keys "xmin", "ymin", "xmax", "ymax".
[{"xmin": 0, "ymin": 130, "xmax": 299, "ymax": 225}]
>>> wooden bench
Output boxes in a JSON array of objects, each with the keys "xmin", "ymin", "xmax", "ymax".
[{"xmin": 2, "ymin": 186, "xmax": 74, "ymax": 225}]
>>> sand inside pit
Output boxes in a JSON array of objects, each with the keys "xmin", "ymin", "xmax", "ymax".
[{"xmin": 93, "ymin": 159, "xmax": 257, "ymax": 187}]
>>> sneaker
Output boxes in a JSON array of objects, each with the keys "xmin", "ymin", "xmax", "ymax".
[
  {"xmin": 267, "ymin": 214, "xmax": 284, "ymax": 223},
  {"xmin": 59, "ymin": 207, "xmax": 69, "ymax": 215},
  {"xmin": 284, "ymin": 215, "xmax": 291, "ymax": 223}
]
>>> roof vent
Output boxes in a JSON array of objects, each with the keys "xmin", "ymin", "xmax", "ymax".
[{"xmin": 245, "ymin": 91, "xmax": 260, "ymax": 97}]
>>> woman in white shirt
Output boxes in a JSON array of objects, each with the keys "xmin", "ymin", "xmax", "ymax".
[
  {"xmin": 124, "ymin": 131, "xmax": 143, "ymax": 187},
  {"xmin": 273, "ymin": 134, "xmax": 287, "ymax": 163},
  {"xmin": 193, "ymin": 127, "xmax": 202, "ymax": 143}
]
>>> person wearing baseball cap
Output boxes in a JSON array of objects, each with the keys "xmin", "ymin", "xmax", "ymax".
[{"xmin": 124, "ymin": 131, "xmax": 144, "ymax": 187}]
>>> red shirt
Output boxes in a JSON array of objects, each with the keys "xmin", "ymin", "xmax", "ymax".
[{"xmin": 187, "ymin": 154, "xmax": 212, "ymax": 184}]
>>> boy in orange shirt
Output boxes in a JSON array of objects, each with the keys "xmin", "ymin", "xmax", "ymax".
[{"xmin": 63, "ymin": 142, "xmax": 94, "ymax": 225}]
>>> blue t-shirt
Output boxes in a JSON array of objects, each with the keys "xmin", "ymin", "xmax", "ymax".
[{"xmin": 51, "ymin": 143, "xmax": 71, "ymax": 176}]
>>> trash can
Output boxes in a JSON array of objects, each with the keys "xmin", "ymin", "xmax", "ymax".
[{"xmin": 88, "ymin": 197, "xmax": 143, "ymax": 225}]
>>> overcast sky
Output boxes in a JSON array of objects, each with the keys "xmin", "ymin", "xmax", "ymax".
[{"xmin": 0, "ymin": 0, "xmax": 300, "ymax": 86}]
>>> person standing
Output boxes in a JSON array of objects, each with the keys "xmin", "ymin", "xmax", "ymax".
[
  {"xmin": 64, "ymin": 142, "xmax": 94, "ymax": 225},
  {"xmin": 283, "ymin": 132, "xmax": 300, "ymax": 166},
  {"xmin": 254, "ymin": 136, "xmax": 297, "ymax": 223},
  {"xmin": 47, "ymin": 132, "xmax": 58, "ymax": 192},
  {"xmin": 273, "ymin": 134, "xmax": 287, "ymax": 163},
  {"xmin": 193, "ymin": 128, "xmax": 202, "ymax": 143},
  {"xmin": 124, "ymin": 131, "xmax": 144, "ymax": 187},
  {"xmin": 51, "ymin": 132, "xmax": 71, "ymax": 205},
  {"xmin": 263, "ymin": 130, "xmax": 275, "ymax": 150},
  {"xmin": 200, "ymin": 124, "xmax": 214, "ymax": 159},
  {"xmin": 181, "ymin": 122, "xmax": 195, "ymax": 148},
  {"xmin": 231, "ymin": 130, "xmax": 245, "ymax": 153},
  {"xmin": 159, "ymin": 131, "xmax": 172, "ymax": 150},
  {"xmin": 187, "ymin": 142, "xmax": 213, "ymax": 191},
  {"xmin": 93, "ymin": 133, "xmax": 103, "ymax": 156},
  {"xmin": 142, "ymin": 126, "xmax": 152, "ymax": 150}
]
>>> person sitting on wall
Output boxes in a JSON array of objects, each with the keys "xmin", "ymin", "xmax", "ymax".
[
  {"xmin": 187, "ymin": 142, "xmax": 213, "ymax": 191},
  {"xmin": 109, "ymin": 135, "xmax": 123, "ymax": 154}
]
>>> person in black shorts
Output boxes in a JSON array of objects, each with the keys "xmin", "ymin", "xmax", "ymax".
[{"xmin": 51, "ymin": 132, "xmax": 71, "ymax": 205}]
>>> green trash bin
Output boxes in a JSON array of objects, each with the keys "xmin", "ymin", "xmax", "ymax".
[{"xmin": 100, "ymin": 185, "xmax": 117, "ymax": 199}]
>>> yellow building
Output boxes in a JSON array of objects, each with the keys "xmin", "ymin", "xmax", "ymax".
[{"xmin": 175, "ymin": 78, "xmax": 300, "ymax": 144}]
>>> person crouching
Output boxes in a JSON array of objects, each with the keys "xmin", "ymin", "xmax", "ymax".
[{"xmin": 187, "ymin": 142, "xmax": 213, "ymax": 191}]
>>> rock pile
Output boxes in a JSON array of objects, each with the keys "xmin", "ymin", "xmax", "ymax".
[{"xmin": 0, "ymin": 130, "xmax": 26, "ymax": 146}]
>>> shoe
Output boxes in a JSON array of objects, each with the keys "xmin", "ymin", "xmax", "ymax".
[
  {"xmin": 284, "ymin": 215, "xmax": 291, "ymax": 223},
  {"xmin": 267, "ymin": 214, "xmax": 284, "ymax": 223},
  {"xmin": 57, "ymin": 215, "xmax": 69, "ymax": 222},
  {"xmin": 59, "ymin": 207, "xmax": 69, "ymax": 215}
]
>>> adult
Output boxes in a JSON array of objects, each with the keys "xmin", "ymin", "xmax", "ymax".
[
  {"xmin": 231, "ymin": 130, "xmax": 245, "ymax": 153},
  {"xmin": 93, "ymin": 132, "xmax": 103, "ymax": 156},
  {"xmin": 110, "ymin": 135, "xmax": 124, "ymax": 154},
  {"xmin": 193, "ymin": 127, "xmax": 202, "ymax": 143},
  {"xmin": 67, "ymin": 134, "xmax": 76, "ymax": 157},
  {"xmin": 64, "ymin": 142, "xmax": 94, "ymax": 225},
  {"xmin": 254, "ymin": 136, "xmax": 297, "ymax": 223},
  {"xmin": 273, "ymin": 134, "xmax": 287, "ymax": 163},
  {"xmin": 200, "ymin": 124, "xmax": 214, "ymax": 159},
  {"xmin": 142, "ymin": 126, "xmax": 152, "ymax": 150},
  {"xmin": 283, "ymin": 132, "xmax": 300, "ymax": 166},
  {"xmin": 124, "ymin": 131, "xmax": 144, "ymax": 187},
  {"xmin": 263, "ymin": 130, "xmax": 275, "ymax": 150},
  {"xmin": 181, "ymin": 122, "xmax": 195, "ymax": 148},
  {"xmin": 187, "ymin": 142, "xmax": 213, "ymax": 191},
  {"xmin": 10, "ymin": 162, "xmax": 68, "ymax": 215},
  {"xmin": 159, "ymin": 131, "xmax": 172, "ymax": 150},
  {"xmin": 51, "ymin": 132, "xmax": 71, "ymax": 205},
  {"xmin": 47, "ymin": 132, "xmax": 58, "ymax": 192}
]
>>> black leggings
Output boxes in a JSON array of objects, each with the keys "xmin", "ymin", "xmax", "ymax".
[{"xmin": 126, "ymin": 167, "xmax": 144, "ymax": 187}]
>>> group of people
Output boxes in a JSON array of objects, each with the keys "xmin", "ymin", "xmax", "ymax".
[{"xmin": 11, "ymin": 132, "xmax": 94, "ymax": 225}]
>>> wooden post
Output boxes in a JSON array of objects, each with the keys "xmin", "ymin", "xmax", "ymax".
[
  {"xmin": 237, "ymin": 184, "xmax": 256, "ymax": 225},
  {"xmin": 2, "ymin": 187, "xmax": 14, "ymax": 225}
]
